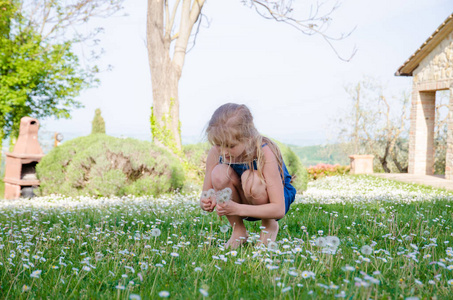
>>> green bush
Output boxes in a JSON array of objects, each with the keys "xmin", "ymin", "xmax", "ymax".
[
  {"xmin": 36, "ymin": 134, "xmax": 184, "ymax": 197},
  {"xmin": 91, "ymin": 108, "xmax": 106, "ymax": 134},
  {"xmin": 183, "ymin": 142, "xmax": 211, "ymax": 189},
  {"xmin": 276, "ymin": 141, "xmax": 309, "ymax": 193}
]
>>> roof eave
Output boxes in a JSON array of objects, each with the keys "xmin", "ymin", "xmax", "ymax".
[{"xmin": 395, "ymin": 13, "xmax": 453, "ymax": 77}]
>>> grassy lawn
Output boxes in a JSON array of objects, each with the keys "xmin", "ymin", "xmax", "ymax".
[
  {"xmin": 0, "ymin": 175, "xmax": 452, "ymax": 299},
  {"xmin": 0, "ymin": 180, "xmax": 3, "ymax": 199}
]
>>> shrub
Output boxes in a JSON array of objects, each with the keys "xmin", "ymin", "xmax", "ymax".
[
  {"xmin": 276, "ymin": 142, "xmax": 309, "ymax": 193},
  {"xmin": 91, "ymin": 108, "xmax": 106, "ymax": 134},
  {"xmin": 183, "ymin": 142, "xmax": 211, "ymax": 189},
  {"xmin": 307, "ymin": 163, "xmax": 350, "ymax": 180},
  {"xmin": 36, "ymin": 134, "xmax": 184, "ymax": 197}
]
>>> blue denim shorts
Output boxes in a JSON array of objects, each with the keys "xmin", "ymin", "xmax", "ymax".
[{"xmin": 218, "ymin": 152, "xmax": 296, "ymax": 222}]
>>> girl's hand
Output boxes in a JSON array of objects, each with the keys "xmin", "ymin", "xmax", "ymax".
[
  {"xmin": 200, "ymin": 197, "xmax": 217, "ymax": 212},
  {"xmin": 200, "ymin": 189, "xmax": 216, "ymax": 212},
  {"xmin": 208, "ymin": 197, "xmax": 217, "ymax": 212},
  {"xmin": 216, "ymin": 200, "xmax": 240, "ymax": 216}
]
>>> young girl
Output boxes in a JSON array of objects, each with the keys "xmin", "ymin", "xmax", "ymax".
[{"xmin": 200, "ymin": 103, "xmax": 296, "ymax": 249}]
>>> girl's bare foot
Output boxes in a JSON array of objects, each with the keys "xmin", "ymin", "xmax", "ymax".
[
  {"xmin": 259, "ymin": 219, "xmax": 279, "ymax": 245},
  {"xmin": 225, "ymin": 231, "xmax": 248, "ymax": 249}
]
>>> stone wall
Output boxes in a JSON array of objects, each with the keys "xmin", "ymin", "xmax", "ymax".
[
  {"xmin": 413, "ymin": 31, "xmax": 453, "ymax": 84},
  {"xmin": 409, "ymin": 30, "xmax": 453, "ymax": 179}
]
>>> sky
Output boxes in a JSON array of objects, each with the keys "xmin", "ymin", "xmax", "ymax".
[{"xmin": 40, "ymin": 0, "xmax": 453, "ymax": 147}]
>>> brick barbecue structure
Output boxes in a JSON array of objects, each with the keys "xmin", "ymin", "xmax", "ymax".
[
  {"xmin": 3, "ymin": 117, "xmax": 44, "ymax": 199},
  {"xmin": 396, "ymin": 13, "xmax": 453, "ymax": 179}
]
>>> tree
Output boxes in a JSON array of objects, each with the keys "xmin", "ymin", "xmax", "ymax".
[
  {"xmin": 91, "ymin": 108, "xmax": 106, "ymax": 134},
  {"xmin": 146, "ymin": 0, "xmax": 355, "ymax": 153},
  {"xmin": 335, "ymin": 78, "xmax": 410, "ymax": 173},
  {"xmin": 0, "ymin": 0, "xmax": 123, "ymax": 143}
]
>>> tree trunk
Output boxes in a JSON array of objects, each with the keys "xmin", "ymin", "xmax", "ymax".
[
  {"xmin": 147, "ymin": 0, "xmax": 181, "ymax": 151},
  {"xmin": 149, "ymin": 61, "xmax": 182, "ymax": 151},
  {"xmin": 379, "ymin": 141, "xmax": 391, "ymax": 173},
  {"xmin": 353, "ymin": 83, "xmax": 360, "ymax": 154},
  {"xmin": 391, "ymin": 153, "xmax": 407, "ymax": 173},
  {"xmin": 146, "ymin": 0, "xmax": 205, "ymax": 153}
]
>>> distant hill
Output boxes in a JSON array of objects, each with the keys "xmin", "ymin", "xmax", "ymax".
[{"xmin": 288, "ymin": 144, "xmax": 350, "ymax": 167}]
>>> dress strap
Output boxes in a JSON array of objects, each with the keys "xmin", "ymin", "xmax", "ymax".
[{"xmin": 261, "ymin": 143, "xmax": 268, "ymax": 148}]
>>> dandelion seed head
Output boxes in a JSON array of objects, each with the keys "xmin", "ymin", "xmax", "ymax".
[
  {"xmin": 315, "ymin": 237, "xmax": 327, "ymax": 247},
  {"xmin": 220, "ymin": 225, "xmax": 229, "ymax": 233},
  {"xmin": 151, "ymin": 228, "xmax": 161, "ymax": 237},
  {"xmin": 361, "ymin": 245, "xmax": 373, "ymax": 255},
  {"xmin": 326, "ymin": 236, "xmax": 341, "ymax": 247},
  {"xmin": 268, "ymin": 242, "xmax": 278, "ymax": 251}
]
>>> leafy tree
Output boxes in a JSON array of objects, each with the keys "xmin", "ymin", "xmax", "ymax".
[
  {"xmin": 91, "ymin": 108, "xmax": 106, "ymax": 134},
  {"xmin": 0, "ymin": 0, "xmax": 123, "ymax": 143},
  {"xmin": 147, "ymin": 0, "xmax": 355, "ymax": 153},
  {"xmin": 334, "ymin": 78, "xmax": 410, "ymax": 173}
]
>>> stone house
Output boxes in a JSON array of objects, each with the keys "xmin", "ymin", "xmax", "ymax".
[{"xmin": 396, "ymin": 13, "xmax": 453, "ymax": 179}]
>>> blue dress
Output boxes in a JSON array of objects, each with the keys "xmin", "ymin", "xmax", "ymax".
[{"xmin": 218, "ymin": 144, "xmax": 297, "ymax": 221}]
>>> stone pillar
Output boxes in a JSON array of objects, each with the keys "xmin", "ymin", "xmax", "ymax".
[
  {"xmin": 408, "ymin": 90, "xmax": 436, "ymax": 175},
  {"xmin": 446, "ymin": 88, "xmax": 453, "ymax": 180}
]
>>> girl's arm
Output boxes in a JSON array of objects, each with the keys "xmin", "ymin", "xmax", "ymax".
[
  {"xmin": 200, "ymin": 146, "xmax": 219, "ymax": 211},
  {"xmin": 218, "ymin": 146, "xmax": 286, "ymax": 219}
]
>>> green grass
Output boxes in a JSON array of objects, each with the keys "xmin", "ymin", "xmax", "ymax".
[{"xmin": 0, "ymin": 176, "xmax": 452, "ymax": 299}]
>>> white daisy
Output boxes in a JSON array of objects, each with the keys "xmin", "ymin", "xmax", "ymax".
[{"xmin": 158, "ymin": 291, "xmax": 170, "ymax": 298}]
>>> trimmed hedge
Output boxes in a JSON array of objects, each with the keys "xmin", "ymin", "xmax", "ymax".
[{"xmin": 36, "ymin": 134, "xmax": 184, "ymax": 197}]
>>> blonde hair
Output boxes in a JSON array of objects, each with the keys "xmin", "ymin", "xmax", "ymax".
[{"xmin": 206, "ymin": 103, "xmax": 283, "ymax": 186}]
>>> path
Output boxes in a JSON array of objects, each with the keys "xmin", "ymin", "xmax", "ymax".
[{"xmin": 372, "ymin": 173, "xmax": 453, "ymax": 191}]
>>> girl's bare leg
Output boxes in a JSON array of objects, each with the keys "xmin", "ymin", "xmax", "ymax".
[
  {"xmin": 241, "ymin": 170, "xmax": 279, "ymax": 245},
  {"xmin": 211, "ymin": 164, "xmax": 248, "ymax": 249},
  {"xmin": 260, "ymin": 219, "xmax": 279, "ymax": 244}
]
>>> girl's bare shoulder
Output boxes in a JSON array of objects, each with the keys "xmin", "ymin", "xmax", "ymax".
[
  {"xmin": 206, "ymin": 145, "xmax": 220, "ymax": 164},
  {"xmin": 207, "ymin": 145, "xmax": 219, "ymax": 156},
  {"xmin": 262, "ymin": 144, "xmax": 278, "ymax": 162}
]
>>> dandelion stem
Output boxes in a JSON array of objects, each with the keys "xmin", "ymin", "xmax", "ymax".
[
  {"xmin": 149, "ymin": 268, "xmax": 160, "ymax": 296},
  {"xmin": 67, "ymin": 272, "xmax": 87, "ymax": 299},
  {"xmin": 5, "ymin": 269, "xmax": 25, "ymax": 299}
]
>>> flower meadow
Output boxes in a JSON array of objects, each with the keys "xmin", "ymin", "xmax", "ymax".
[{"xmin": 0, "ymin": 175, "xmax": 452, "ymax": 299}]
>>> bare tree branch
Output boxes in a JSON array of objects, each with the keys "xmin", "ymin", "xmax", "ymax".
[
  {"xmin": 165, "ymin": 0, "xmax": 170, "ymax": 38},
  {"xmin": 186, "ymin": 12, "xmax": 209, "ymax": 53},
  {"xmin": 20, "ymin": 0, "xmax": 125, "ymax": 42},
  {"xmin": 243, "ymin": 0, "xmax": 357, "ymax": 61},
  {"xmin": 167, "ymin": 0, "xmax": 182, "ymax": 40}
]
